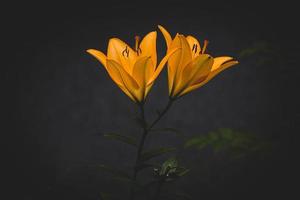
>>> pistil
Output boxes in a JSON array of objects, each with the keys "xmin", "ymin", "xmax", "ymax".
[
  {"xmin": 201, "ymin": 40, "xmax": 209, "ymax": 54},
  {"xmin": 135, "ymin": 35, "xmax": 142, "ymax": 56}
]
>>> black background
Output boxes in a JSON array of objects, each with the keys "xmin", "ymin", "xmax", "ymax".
[{"xmin": 6, "ymin": 1, "xmax": 299, "ymax": 200}]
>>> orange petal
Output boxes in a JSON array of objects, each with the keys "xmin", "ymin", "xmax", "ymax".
[
  {"xmin": 158, "ymin": 25, "xmax": 173, "ymax": 49},
  {"xmin": 175, "ymin": 54, "xmax": 213, "ymax": 97},
  {"xmin": 107, "ymin": 59, "xmax": 140, "ymax": 101},
  {"xmin": 168, "ymin": 34, "xmax": 193, "ymax": 95},
  {"xmin": 186, "ymin": 35, "xmax": 201, "ymax": 58},
  {"xmin": 147, "ymin": 47, "xmax": 180, "ymax": 86},
  {"xmin": 179, "ymin": 58, "xmax": 238, "ymax": 96},
  {"xmin": 86, "ymin": 49, "xmax": 107, "ymax": 68},
  {"xmin": 132, "ymin": 56, "xmax": 153, "ymax": 100},
  {"xmin": 140, "ymin": 31, "xmax": 157, "ymax": 67},
  {"xmin": 211, "ymin": 57, "xmax": 234, "ymax": 71},
  {"xmin": 107, "ymin": 38, "xmax": 136, "ymax": 74}
]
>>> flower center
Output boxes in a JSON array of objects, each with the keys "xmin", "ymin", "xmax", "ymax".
[{"xmin": 134, "ymin": 35, "xmax": 142, "ymax": 56}]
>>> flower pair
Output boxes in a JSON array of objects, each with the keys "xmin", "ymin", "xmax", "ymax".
[{"xmin": 87, "ymin": 26, "xmax": 238, "ymax": 103}]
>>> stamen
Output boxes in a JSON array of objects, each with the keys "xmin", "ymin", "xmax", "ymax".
[
  {"xmin": 134, "ymin": 35, "xmax": 142, "ymax": 56},
  {"xmin": 122, "ymin": 46, "xmax": 130, "ymax": 57},
  {"xmin": 201, "ymin": 40, "xmax": 209, "ymax": 54},
  {"xmin": 192, "ymin": 44, "xmax": 198, "ymax": 54}
]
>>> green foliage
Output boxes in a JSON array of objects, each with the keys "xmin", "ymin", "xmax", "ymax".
[
  {"xmin": 140, "ymin": 147, "xmax": 176, "ymax": 162},
  {"xmin": 159, "ymin": 157, "xmax": 178, "ymax": 176},
  {"xmin": 103, "ymin": 133, "xmax": 138, "ymax": 147},
  {"xmin": 185, "ymin": 128, "xmax": 271, "ymax": 158},
  {"xmin": 238, "ymin": 41, "xmax": 277, "ymax": 66},
  {"xmin": 239, "ymin": 41, "xmax": 271, "ymax": 58},
  {"xmin": 154, "ymin": 157, "xmax": 190, "ymax": 182}
]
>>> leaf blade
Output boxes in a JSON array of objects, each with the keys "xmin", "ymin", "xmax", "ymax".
[{"xmin": 103, "ymin": 133, "xmax": 137, "ymax": 147}]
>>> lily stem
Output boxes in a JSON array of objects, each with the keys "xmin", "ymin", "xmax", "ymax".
[
  {"xmin": 129, "ymin": 98, "xmax": 175, "ymax": 200},
  {"xmin": 148, "ymin": 98, "xmax": 175, "ymax": 131}
]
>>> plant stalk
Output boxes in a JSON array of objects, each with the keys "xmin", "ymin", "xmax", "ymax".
[{"xmin": 129, "ymin": 98, "xmax": 175, "ymax": 200}]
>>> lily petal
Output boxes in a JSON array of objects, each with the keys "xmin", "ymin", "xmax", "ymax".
[
  {"xmin": 107, "ymin": 38, "xmax": 136, "ymax": 74},
  {"xmin": 168, "ymin": 35, "xmax": 192, "ymax": 95},
  {"xmin": 175, "ymin": 54, "xmax": 213, "ymax": 96},
  {"xmin": 158, "ymin": 25, "xmax": 172, "ymax": 49},
  {"xmin": 147, "ymin": 47, "xmax": 180, "ymax": 86},
  {"xmin": 140, "ymin": 31, "xmax": 157, "ymax": 67},
  {"xmin": 179, "ymin": 58, "xmax": 238, "ymax": 96},
  {"xmin": 188, "ymin": 54, "xmax": 214, "ymax": 85},
  {"xmin": 186, "ymin": 35, "xmax": 201, "ymax": 58},
  {"xmin": 132, "ymin": 56, "xmax": 152, "ymax": 100},
  {"xmin": 118, "ymin": 84, "xmax": 137, "ymax": 102},
  {"xmin": 86, "ymin": 49, "xmax": 107, "ymax": 68},
  {"xmin": 211, "ymin": 57, "xmax": 234, "ymax": 71},
  {"xmin": 107, "ymin": 59, "xmax": 140, "ymax": 100},
  {"xmin": 103, "ymin": 58, "xmax": 136, "ymax": 101}
]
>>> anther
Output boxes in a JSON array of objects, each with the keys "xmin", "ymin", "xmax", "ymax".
[
  {"xmin": 192, "ymin": 44, "xmax": 198, "ymax": 54},
  {"xmin": 122, "ymin": 46, "xmax": 130, "ymax": 57}
]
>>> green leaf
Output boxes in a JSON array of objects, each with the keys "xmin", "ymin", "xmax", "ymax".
[
  {"xmin": 184, "ymin": 128, "xmax": 272, "ymax": 159},
  {"xmin": 96, "ymin": 164, "xmax": 131, "ymax": 179},
  {"xmin": 103, "ymin": 133, "xmax": 137, "ymax": 147},
  {"xmin": 176, "ymin": 167, "xmax": 190, "ymax": 177},
  {"xmin": 184, "ymin": 135, "xmax": 209, "ymax": 150},
  {"xmin": 140, "ymin": 147, "xmax": 176, "ymax": 162},
  {"xmin": 160, "ymin": 157, "xmax": 178, "ymax": 176}
]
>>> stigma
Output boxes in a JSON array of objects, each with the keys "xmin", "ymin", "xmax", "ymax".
[{"xmin": 201, "ymin": 40, "xmax": 209, "ymax": 54}]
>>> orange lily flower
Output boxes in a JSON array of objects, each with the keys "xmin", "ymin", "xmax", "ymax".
[
  {"xmin": 158, "ymin": 25, "xmax": 238, "ymax": 98},
  {"xmin": 87, "ymin": 31, "xmax": 178, "ymax": 103}
]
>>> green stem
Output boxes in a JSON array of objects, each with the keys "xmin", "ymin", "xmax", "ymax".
[
  {"xmin": 129, "ymin": 103, "xmax": 148, "ymax": 200},
  {"xmin": 148, "ymin": 98, "xmax": 175, "ymax": 131},
  {"xmin": 129, "ymin": 98, "xmax": 175, "ymax": 200}
]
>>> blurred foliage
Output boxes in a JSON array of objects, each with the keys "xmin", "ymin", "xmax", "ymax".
[
  {"xmin": 238, "ymin": 41, "xmax": 278, "ymax": 66},
  {"xmin": 103, "ymin": 133, "xmax": 138, "ymax": 147},
  {"xmin": 185, "ymin": 128, "xmax": 272, "ymax": 159},
  {"xmin": 98, "ymin": 128, "xmax": 273, "ymax": 199},
  {"xmin": 153, "ymin": 157, "xmax": 189, "ymax": 182}
]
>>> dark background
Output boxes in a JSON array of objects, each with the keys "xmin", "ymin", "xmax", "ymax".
[{"xmin": 6, "ymin": 1, "xmax": 299, "ymax": 200}]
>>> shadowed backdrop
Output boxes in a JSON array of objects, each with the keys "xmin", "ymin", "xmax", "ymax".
[{"xmin": 7, "ymin": 1, "xmax": 298, "ymax": 200}]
